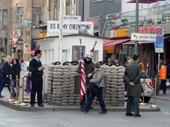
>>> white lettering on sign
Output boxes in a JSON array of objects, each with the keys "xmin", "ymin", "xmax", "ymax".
[
  {"xmin": 131, "ymin": 33, "xmax": 157, "ymax": 41},
  {"xmin": 47, "ymin": 21, "xmax": 94, "ymax": 35}
]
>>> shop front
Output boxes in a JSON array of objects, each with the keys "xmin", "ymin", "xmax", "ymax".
[{"xmin": 104, "ymin": 3, "xmax": 170, "ymax": 75}]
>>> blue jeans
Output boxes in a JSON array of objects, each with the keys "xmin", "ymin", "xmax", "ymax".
[
  {"xmin": 0, "ymin": 82, "xmax": 10, "ymax": 93},
  {"xmin": 84, "ymin": 87, "xmax": 106, "ymax": 112},
  {"xmin": 12, "ymin": 80, "xmax": 20, "ymax": 96}
]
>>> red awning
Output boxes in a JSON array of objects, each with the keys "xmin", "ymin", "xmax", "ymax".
[
  {"xmin": 123, "ymin": 41, "xmax": 153, "ymax": 45},
  {"xmin": 103, "ymin": 38, "xmax": 130, "ymax": 50},
  {"xmin": 123, "ymin": 35, "xmax": 170, "ymax": 45}
]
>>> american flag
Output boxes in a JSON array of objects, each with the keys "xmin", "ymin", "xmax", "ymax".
[
  {"xmin": 90, "ymin": 41, "xmax": 97, "ymax": 56},
  {"xmin": 80, "ymin": 45, "xmax": 87, "ymax": 101},
  {"xmin": 90, "ymin": 47, "xmax": 94, "ymax": 56}
]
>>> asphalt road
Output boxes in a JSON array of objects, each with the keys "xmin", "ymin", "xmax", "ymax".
[{"xmin": 0, "ymin": 98, "xmax": 170, "ymax": 127}]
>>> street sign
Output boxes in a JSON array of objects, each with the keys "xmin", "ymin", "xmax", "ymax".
[
  {"xmin": 155, "ymin": 36, "xmax": 164, "ymax": 53},
  {"xmin": 11, "ymin": 37, "xmax": 19, "ymax": 44},
  {"xmin": 24, "ymin": 44, "xmax": 29, "ymax": 53},
  {"xmin": 131, "ymin": 33, "xmax": 157, "ymax": 41},
  {"xmin": 17, "ymin": 29, "xmax": 23, "ymax": 37},
  {"xmin": 156, "ymin": 28, "xmax": 163, "ymax": 36}
]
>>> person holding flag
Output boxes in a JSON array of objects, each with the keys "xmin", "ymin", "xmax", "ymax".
[{"xmin": 77, "ymin": 41, "xmax": 95, "ymax": 110}]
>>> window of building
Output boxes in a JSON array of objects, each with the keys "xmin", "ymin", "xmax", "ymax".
[
  {"xmin": 72, "ymin": 46, "xmax": 85, "ymax": 61},
  {"xmin": 17, "ymin": 7, "xmax": 24, "ymax": 27},
  {"xmin": 32, "ymin": 8, "xmax": 41, "ymax": 25},
  {"xmin": 2, "ymin": 10, "xmax": 8, "ymax": 29},
  {"xmin": 92, "ymin": 50, "xmax": 99, "ymax": 62}
]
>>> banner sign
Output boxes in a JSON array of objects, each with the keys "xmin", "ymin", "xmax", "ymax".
[
  {"xmin": 47, "ymin": 21, "xmax": 94, "ymax": 35},
  {"xmin": 63, "ymin": 16, "xmax": 81, "ymax": 21}
]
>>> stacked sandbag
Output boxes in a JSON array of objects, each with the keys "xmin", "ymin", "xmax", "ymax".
[
  {"xmin": 60, "ymin": 65, "xmax": 70, "ymax": 106},
  {"xmin": 110, "ymin": 65, "xmax": 119, "ymax": 106},
  {"xmin": 68, "ymin": 65, "xmax": 79, "ymax": 105},
  {"xmin": 117, "ymin": 66, "xmax": 125, "ymax": 106},
  {"xmin": 46, "ymin": 65, "xmax": 54, "ymax": 104},
  {"xmin": 46, "ymin": 63, "xmax": 125, "ymax": 107},
  {"xmin": 102, "ymin": 65, "xmax": 112, "ymax": 106},
  {"xmin": 52, "ymin": 65, "xmax": 63, "ymax": 105}
]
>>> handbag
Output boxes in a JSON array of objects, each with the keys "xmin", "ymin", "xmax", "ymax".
[{"xmin": 90, "ymin": 78, "xmax": 102, "ymax": 95}]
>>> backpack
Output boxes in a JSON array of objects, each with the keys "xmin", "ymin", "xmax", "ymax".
[{"xmin": 0, "ymin": 62, "xmax": 5, "ymax": 74}]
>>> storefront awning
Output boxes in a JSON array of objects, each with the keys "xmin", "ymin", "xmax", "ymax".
[
  {"xmin": 103, "ymin": 38, "xmax": 130, "ymax": 50},
  {"xmin": 122, "ymin": 41, "xmax": 153, "ymax": 45}
]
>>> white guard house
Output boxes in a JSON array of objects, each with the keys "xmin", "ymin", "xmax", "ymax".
[
  {"xmin": 35, "ymin": 34, "xmax": 109, "ymax": 65},
  {"xmin": 34, "ymin": 34, "xmax": 109, "ymax": 95}
]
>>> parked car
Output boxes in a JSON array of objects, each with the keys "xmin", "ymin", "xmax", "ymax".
[{"xmin": 124, "ymin": 71, "xmax": 154, "ymax": 103}]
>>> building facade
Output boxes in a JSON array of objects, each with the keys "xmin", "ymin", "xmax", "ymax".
[{"xmin": 104, "ymin": 3, "xmax": 170, "ymax": 75}]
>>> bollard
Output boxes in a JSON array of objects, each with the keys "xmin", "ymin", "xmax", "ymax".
[
  {"xmin": 18, "ymin": 77, "xmax": 27, "ymax": 106},
  {"xmin": 7, "ymin": 75, "xmax": 15, "ymax": 102},
  {"xmin": 140, "ymin": 79, "xmax": 147, "ymax": 106},
  {"xmin": 13, "ymin": 75, "xmax": 20, "ymax": 104},
  {"xmin": 150, "ymin": 78, "xmax": 159, "ymax": 108}
]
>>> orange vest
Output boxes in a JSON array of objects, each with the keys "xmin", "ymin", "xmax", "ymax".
[
  {"xmin": 159, "ymin": 65, "xmax": 167, "ymax": 80},
  {"xmin": 140, "ymin": 63, "xmax": 144, "ymax": 71}
]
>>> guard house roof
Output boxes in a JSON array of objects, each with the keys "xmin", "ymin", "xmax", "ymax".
[{"xmin": 33, "ymin": 34, "xmax": 110, "ymax": 41}]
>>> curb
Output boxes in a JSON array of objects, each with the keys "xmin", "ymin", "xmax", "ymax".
[{"xmin": 0, "ymin": 99, "xmax": 161, "ymax": 112}]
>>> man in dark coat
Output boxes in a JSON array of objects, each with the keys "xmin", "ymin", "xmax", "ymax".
[
  {"xmin": 124, "ymin": 55, "xmax": 142, "ymax": 117},
  {"xmin": 77, "ymin": 54, "xmax": 94, "ymax": 109},
  {"xmin": 0, "ymin": 54, "xmax": 6, "ymax": 98},
  {"xmin": 29, "ymin": 50, "xmax": 44, "ymax": 107}
]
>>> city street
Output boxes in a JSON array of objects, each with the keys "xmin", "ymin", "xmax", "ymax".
[{"xmin": 0, "ymin": 89, "xmax": 170, "ymax": 127}]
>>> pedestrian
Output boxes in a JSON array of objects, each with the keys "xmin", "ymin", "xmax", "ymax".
[
  {"xmin": 124, "ymin": 55, "xmax": 142, "ymax": 117},
  {"xmin": 81, "ymin": 63, "xmax": 107, "ymax": 114},
  {"xmin": 11, "ymin": 58, "xmax": 21, "ymax": 99},
  {"xmin": 160, "ymin": 60, "xmax": 168, "ymax": 94},
  {"xmin": 29, "ymin": 50, "xmax": 44, "ymax": 107},
  {"xmin": 124, "ymin": 59, "xmax": 133, "ymax": 91},
  {"xmin": 0, "ymin": 54, "xmax": 6, "ymax": 98},
  {"xmin": 114, "ymin": 59, "xmax": 120, "ymax": 66},
  {"xmin": 77, "ymin": 54, "xmax": 94, "ymax": 109},
  {"xmin": 106, "ymin": 58, "xmax": 113, "ymax": 66},
  {"xmin": 0, "ymin": 55, "xmax": 12, "ymax": 96}
]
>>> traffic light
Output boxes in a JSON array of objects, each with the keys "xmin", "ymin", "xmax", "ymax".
[{"xmin": 13, "ymin": 44, "xmax": 17, "ymax": 52}]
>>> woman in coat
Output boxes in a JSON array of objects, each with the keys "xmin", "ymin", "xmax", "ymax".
[
  {"xmin": 11, "ymin": 58, "xmax": 21, "ymax": 99},
  {"xmin": 81, "ymin": 63, "xmax": 107, "ymax": 114},
  {"xmin": 0, "ymin": 56, "xmax": 12, "ymax": 95}
]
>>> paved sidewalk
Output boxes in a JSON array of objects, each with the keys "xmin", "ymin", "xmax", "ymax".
[
  {"xmin": 0, "ymin": 87, "xmax": 160, "ymax": 112},
  {"xmin": 154, "ymin": 87, "xmax": 170, "ymax": 101}
]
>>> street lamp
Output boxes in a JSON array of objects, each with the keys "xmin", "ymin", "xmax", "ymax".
[
  {"xmin": 135, "ymin": 0, "xmax": 139, "ymax": 55},
  {"xmin": 21, "ymin": 20, "xmax": 39, "ymax": 39},
  {"xmin": 21, "ymin": 20, "xmax": 40, "ymax": 61},
  {"xmin": 102, "ymin": 19, "xmax": 123, "ymax": 37}
]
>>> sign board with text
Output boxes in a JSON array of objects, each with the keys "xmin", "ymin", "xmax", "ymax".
[
  {"xmin": 24, "ymin": 44, "xmax": 29, "ymax": 53},
  {"xmin": 131, "ymin": 33, "xmax": 157, "ymax": 41},
  {"xmin": 155, "ymin": 36, "xmax": 164, "ymax": 53},
  {"xmin": 47, "ymin": 21, "xmax": 94, "ymax": 35},
  {"xmin": 63, "ymin": 16, "xmax": 81, "ymax": 21}
]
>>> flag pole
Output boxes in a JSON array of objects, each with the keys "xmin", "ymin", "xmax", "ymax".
[{"xmin": 94, "ymin": 41, "xmax": 97, "ymax": 46}]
